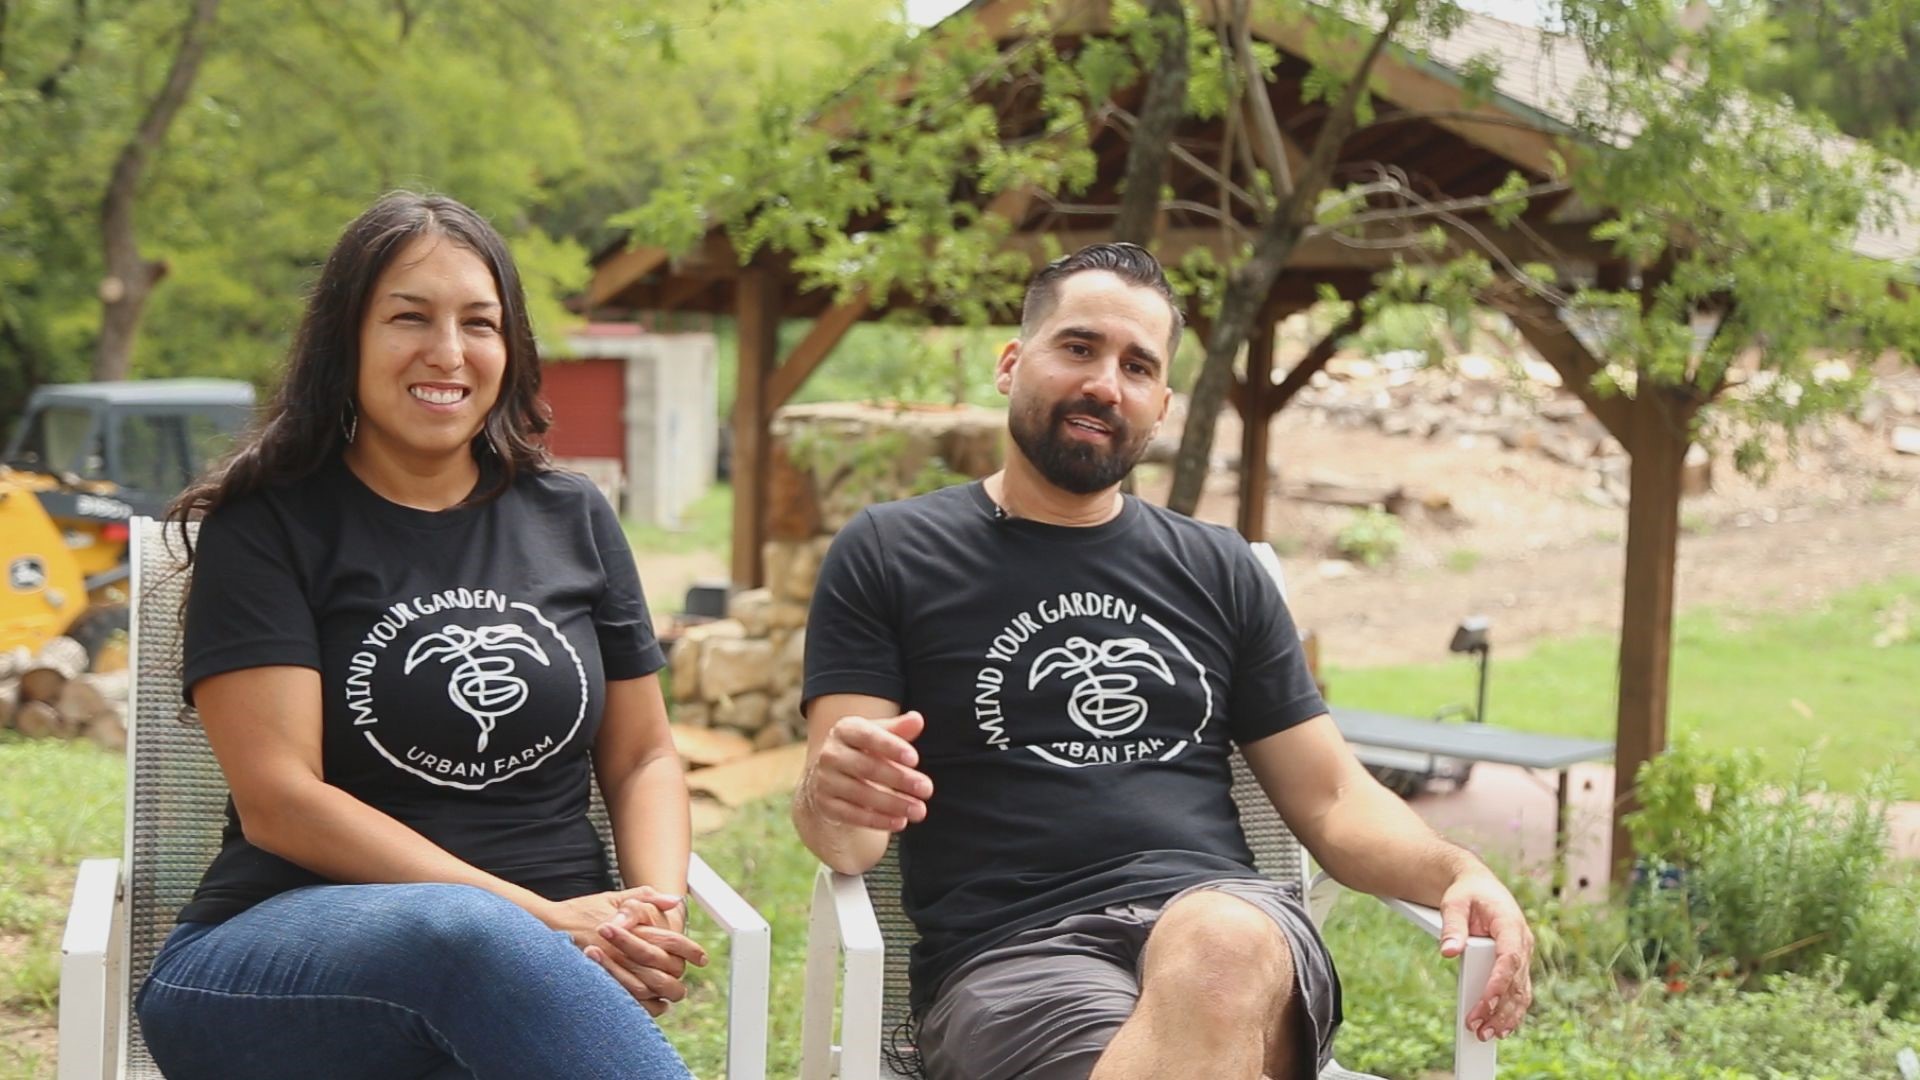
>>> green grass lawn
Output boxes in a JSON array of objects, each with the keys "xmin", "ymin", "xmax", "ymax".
[
  {"xmin": 1324, "ymin": 575, "xmax": 1920, "ymax": 797},
  {"xmin": 0, "ymin": 739, "xmax": 124, "ymax": 1080},
  {"xmin": 622, "ymin": 482, "xmax": 734, "ymax": 559},
  {"xmin": 9, "ymin": 574, "xmax": 1919, "ymax": 1077}
]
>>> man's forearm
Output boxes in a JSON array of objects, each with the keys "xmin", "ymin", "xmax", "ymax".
[
  {"xmin": 791, "ymin": 768, "xmax": 892, "ymax": 875},
  {"xmin": 1313, "ymin": 779, "xmax": 1487, "ymax": 903}
]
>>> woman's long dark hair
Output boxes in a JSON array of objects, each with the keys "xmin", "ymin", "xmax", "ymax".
[{"xmin": 169, "ymin": 192, "xmax": 550, "ymax": 559}]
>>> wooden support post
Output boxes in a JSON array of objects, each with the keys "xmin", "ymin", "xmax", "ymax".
[
  {"xmin": 732, "ymin": 271, "xmax": 779, "ymax": 589},
  {"xmin": 1237, "ymin": 319, "xmax": 1277, "ymax": 540},
  {"xmin": 1610, "ymin": 391, "xmax": 1690, "ymax": 884}
]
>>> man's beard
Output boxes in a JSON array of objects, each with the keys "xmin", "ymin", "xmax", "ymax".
[{"xmin": 1008, "ymin": 396, "xmax": 1150, "ymax": 495}]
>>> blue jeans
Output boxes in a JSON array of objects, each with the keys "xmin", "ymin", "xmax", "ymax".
[{"xmin": 135, "ymin": 883, "xmax": 691, "ymax": 1080}]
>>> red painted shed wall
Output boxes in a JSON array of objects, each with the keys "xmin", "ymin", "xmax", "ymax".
[{"xmin": 541, "ymin": 358, "xmax": 625, "ymax": 460}]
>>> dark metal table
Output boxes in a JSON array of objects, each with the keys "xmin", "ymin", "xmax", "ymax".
[{"xmin": 1333, "ymin": 708, "xmax": 1615, "ymax": 888}]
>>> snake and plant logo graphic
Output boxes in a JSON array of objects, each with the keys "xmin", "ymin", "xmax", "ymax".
[
  {"xmin": 350, "ymin": 592, "xmax": 587, "ymax": 790},
  {"xmin": 403, "ymin": 624, "xmax": 553, "ymax": 753},
  {"xmin": 1028, "ymin": 636, "xmax": 1176, "ymax": 739}
]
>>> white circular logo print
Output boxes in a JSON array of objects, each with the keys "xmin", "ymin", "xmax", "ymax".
[
  {"xmin": 342, "ymin": 588, "xmax": 587, "ymax": 790},
  {"xmin": 972, "ymin": 590, "xmax": 1213, "ymax": 769}
]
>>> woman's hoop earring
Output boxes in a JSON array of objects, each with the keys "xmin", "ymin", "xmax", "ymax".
[{"xmin": 341, "ymin": 403, "xmax": 358, "ymax": 444}]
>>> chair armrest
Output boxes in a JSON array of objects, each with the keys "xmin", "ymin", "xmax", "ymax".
[
  {"xmin": 800, "ymin": 866, "xmax": 885, "ymax": 1080},
  {"xmin": 687, "ymin": 852, "xmax": 770, "ymax": 1080},
  {"xmin": 1311, "ymin": 873, "xmax": 1499, "ymax": 1080},
  {"xmin": 58, "ymin": 857, "xmax": 125, "ymax": 1080}
]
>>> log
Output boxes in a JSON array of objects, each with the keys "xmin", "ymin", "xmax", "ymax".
[
  {"xmin": 12, "ymin": 700, "xmax": 70, "ymax": 739},
  {"xmin": 20, "ymin": 636, "xmax": 87, "ymax": 703},
  {"xmin": 1282, "ymin": 478, "xmax": 1454, "ymax": 520},
  {"xmin": 19, "ymin": 668, "xmax": 70, "ymax": 705},
  {"xmin": 57, "ymin": 679, "xmax": 115, "ymax": 729},
  {"xmin": 85, "ymin": 712, "xmax": 128, "ymax": 752}
]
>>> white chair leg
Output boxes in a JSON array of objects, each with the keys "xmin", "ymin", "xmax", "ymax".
[{"xmin": 58, "ymin": 857, "xmax": 125, "ymax": 1080}]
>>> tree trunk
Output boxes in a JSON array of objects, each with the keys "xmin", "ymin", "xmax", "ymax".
[
  {"xmin": 1609, "ymin": 390, "xmax": 1693, "ymax": 882},
  {"xmin": 1112, "ymin": 0, "xmax": 1188, "ymax": 246},
  {"xmin": 93, "ymin": 0, "xmax": 219, "ymax": 382},
  {"xmin": 1166, "ymin": 0, "xmax": 1414, "ymax": 514}
]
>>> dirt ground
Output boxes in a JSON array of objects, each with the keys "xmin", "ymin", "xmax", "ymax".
[
  {"xmin": 642, "ymin": 378, "xmax": 1920, "ymax": 669},
  {"xmin": 1156, "ymin": 403, "xmax": 1920, "ymax": 667}
]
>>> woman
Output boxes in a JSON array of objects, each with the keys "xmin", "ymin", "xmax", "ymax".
[{"xmin": 135, "ymin": 192, "xmax": 700, "ymax": 1080}]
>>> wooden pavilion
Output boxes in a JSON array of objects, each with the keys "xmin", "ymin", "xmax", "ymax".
[{"xmin": 580, "ymin": 0, "xmax": 1918, "ymax": 874}]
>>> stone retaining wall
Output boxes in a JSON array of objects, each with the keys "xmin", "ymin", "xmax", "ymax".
[{"xmin": 665, "ymin": 403, "xmax": 1005, "ymax": 754}]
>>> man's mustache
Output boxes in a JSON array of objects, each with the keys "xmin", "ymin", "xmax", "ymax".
[{"xmin": 1051, "ymin": 399, "xmax": 1127, "ymax": 435}]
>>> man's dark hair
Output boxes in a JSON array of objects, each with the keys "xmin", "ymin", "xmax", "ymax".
[{"xmin": 1019, "ymin": 242, "xmax": 1185, "ymax": 361}]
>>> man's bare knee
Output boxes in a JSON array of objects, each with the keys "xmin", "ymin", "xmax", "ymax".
[{"xmin": 1142, "ymin": 892, "xmax": 1295, "ymax": 1013}]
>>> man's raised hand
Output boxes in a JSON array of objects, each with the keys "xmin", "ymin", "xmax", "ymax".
[{"xmin": 804, "ymin": 711, "xmax": 934, "ymax": 832}]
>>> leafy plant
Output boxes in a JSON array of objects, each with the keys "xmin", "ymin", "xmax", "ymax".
[
  {"xmin": 1333, "ymin": 506, "xmax": 1403, "ymax": 567},
  {"xmin": 1623, "ymin": 739, "xmax": 1917, "ymax": 1009},
  {"xmin": 1842, "ymin": 867, "xmax": 1920, "ymax": 1018},
  {"xmin": 1624, "ymin": 735, "xmax": 1762, "ymax": 869}
]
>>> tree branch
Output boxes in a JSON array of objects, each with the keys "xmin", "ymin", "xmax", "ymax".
[
  {"xmin": 1353, "ymin": 107, "xmax": 1564, "ymax": 138},
  {"xmin": 33, "ymin": 0, "xmax": 89, "ymax": 99},
  {"xmin": 1167, "ymin": 0, "xmax": 1419, "ymax": 515},
  {"xmin": 1109, "ymin": 106, "xmax": 1265, "ymax": 215},
  {"xmin": 1037, "ymin": 191, "xmax": 1255, "ymax": 243},
  {"xmin": 94, "ymin": 0, "xmax": 220, "ymax": 381},
  {"xmin": 1232, "ymin": 0, "xmax": 1294, "ymax": 197},
  {"xmin": 1113, "ymin": 0, "xmax": 1188, "ymax": 245}
]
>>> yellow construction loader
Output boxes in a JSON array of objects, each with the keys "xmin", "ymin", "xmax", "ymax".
[{"xmin": 2, "ymin": 380, "xmax": 253, "ymax": 662}]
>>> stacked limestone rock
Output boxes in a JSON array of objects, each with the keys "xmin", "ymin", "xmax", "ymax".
[
  {"xmin": 664, "ymin": 402, "xmax": 1005, "ymax": 822},
  {"xmin": 667, "ymin": 548, "xmax": 820, "ymax": 752}
]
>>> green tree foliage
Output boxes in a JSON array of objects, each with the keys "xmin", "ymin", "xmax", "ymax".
[
  {"xmin": 1749, "ymin": 0, "xmax": 1920, "ymax": 163},
  {"xmin": 622, "ymin": 0, "xmax": 1919, "ymax": 474},
  {"xmin": 0, "ymin": 0, "xmax": 902, "ymax": 417}
]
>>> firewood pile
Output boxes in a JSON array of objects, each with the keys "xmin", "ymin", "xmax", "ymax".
[{"xmin": 0, "ymin": 638, "xmax": 128, "ymax": 750}]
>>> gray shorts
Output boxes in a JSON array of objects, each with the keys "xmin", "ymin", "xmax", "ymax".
[{"xmin": 917, "ymin": 878, "xmax": 1342, "ymax": 1080}]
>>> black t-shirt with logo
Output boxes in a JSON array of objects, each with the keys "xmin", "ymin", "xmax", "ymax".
[
  {"xmin": 804, "ymin": 481, "xmax": 1328, "ymax": 1008},
  {"xmin": 176, "ymin": 459, "xmax": 664, "ymax": 925}
]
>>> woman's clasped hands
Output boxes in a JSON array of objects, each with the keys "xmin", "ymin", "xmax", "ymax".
[{"xmin": 548, "ymin": 886, "xmax": 709, "ymax": 1016}]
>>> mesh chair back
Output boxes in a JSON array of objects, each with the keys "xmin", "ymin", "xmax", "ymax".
[
  {"xmin": 123, "ymin": 518, "xmax": 218, "ymax": 1077},
  {"xmin": 868, "ymin": 750, "xmax": 1307, "ymax": 1076},
  {"xmin": 121, "ymin": 518, "xmax": 621, "ymax": 1076}
]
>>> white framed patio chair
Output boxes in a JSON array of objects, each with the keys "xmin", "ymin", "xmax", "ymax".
[
  {"xmin": 59, "ymin": 517, "xmax": 771, "ymax": 1080},
  {"xmin": 798, "ymin": 543, "xmax": 1498, "ymax": 1080}
]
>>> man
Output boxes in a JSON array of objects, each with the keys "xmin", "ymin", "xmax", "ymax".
[{"xmin": 793, "ymin": 243, "xmax": 1533, "ymax": 1080}]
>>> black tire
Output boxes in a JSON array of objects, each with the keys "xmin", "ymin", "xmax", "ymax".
[{"xmin": 67, "ymin": 604, "xmax": 130, "ymax": 667}]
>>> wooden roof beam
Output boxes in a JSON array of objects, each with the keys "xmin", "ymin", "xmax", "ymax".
[
  {"xmin": 582, "ymin": 231, "xmax": 744, "ymax": 313},
  {"xmin": 763, "ymin": 288, "xmax": 874, "ymax": 418},
  {"xmin": 581, "ymin": 246, "xmax": 668, "ymax": 310},
  {"xmin": 1499, "ymin": 287, "xmax": 1630, "ymax": 441}
]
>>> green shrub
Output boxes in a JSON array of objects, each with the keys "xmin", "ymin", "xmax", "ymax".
[
  {"xmin": 1688, "ymin": 764, "xmax": 1891, "ymax": 983},
  {"xmin": 1333, "ymin": 506, "xmax": 1404, "ymax": 567},
  {"xmin": 1624, "ymin": 735, "xmax": 1763, "ymax": 867},
  {"xmin": 1494, "ymin": 965, "xmax": 1920, "ymax": 1079},
  {"xmin": 1622, "ymin": 740, "xmax": 1920, "ymax": 1015},
  {"xmin": 1840, "ymin": 868, "xmax": 1920, "ymax": 1018}
]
